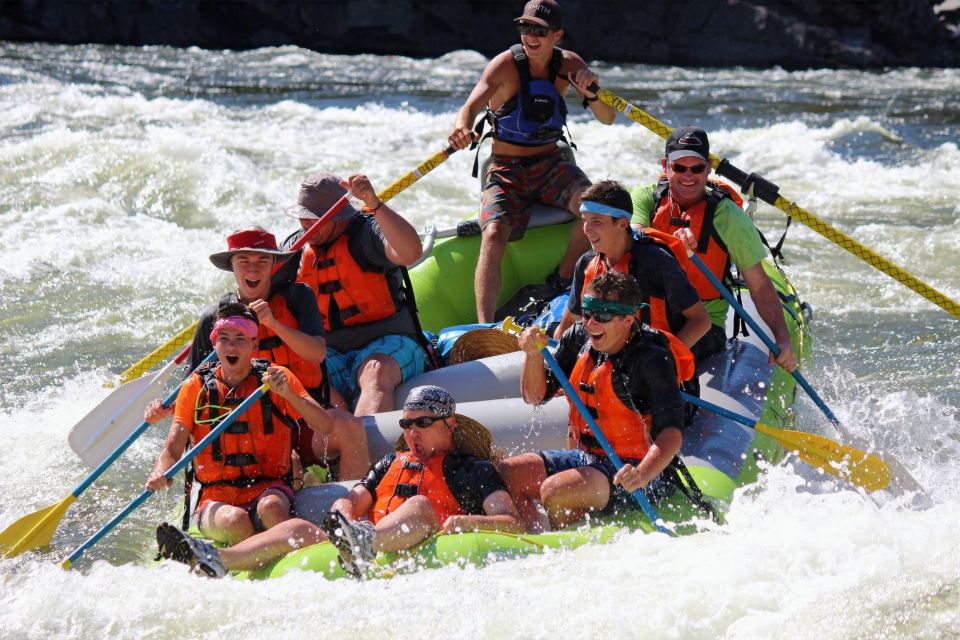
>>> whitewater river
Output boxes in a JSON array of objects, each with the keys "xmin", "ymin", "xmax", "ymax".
[{"xmin": 1, "ymin": 42, "xmax": 958, "ymax": 638}]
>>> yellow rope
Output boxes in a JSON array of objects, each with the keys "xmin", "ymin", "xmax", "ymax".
[
  {"xmin": 119, "ymin": 145, "xmax": 456, "ymax": 383},
  {"xmin": 597, "ymin": 89, "xmax": 960, "ymax": 320}
]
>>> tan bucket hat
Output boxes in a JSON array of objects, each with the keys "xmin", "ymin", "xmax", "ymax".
[{"xmin": 448, "ymin": 328, "xmax": 520, "ymax": 365}]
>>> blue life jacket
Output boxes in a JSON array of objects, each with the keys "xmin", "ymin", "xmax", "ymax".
[{"xmin": 488, "ymin": 44, "xmax": 568, "ymax": 147}]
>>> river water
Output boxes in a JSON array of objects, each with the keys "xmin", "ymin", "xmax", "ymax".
[{"xmin": 0, "ymin": 42, "xmax": 958, "ymax": 639}]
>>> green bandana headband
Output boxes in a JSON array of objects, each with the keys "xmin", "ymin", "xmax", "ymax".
[{"xmin": 581, "ymin": 295, "xmax": 641, "ymax": 316}]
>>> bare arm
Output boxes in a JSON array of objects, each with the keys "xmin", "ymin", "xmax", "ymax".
[
  {"xmin": 562, "ymin": 54, "xmax": 615, "ymax": 125},
  {"xmin": 441, "ymin": 490, "xmax": 523, "ymax": 534},
  {"xmin": 343, "ymin": 174, "xmax": 423, "ymax": 266},
  {"xmin": 331, "ymin": 485, "xmax": 374, "ymax": 522},
  {"xmin": 448, "ymin": 53, "xmax": 512, "ymax": 149},
  {"xmin": 613, "ymin": 427, "xmax": 682, "ymax": 493},
  {"xmin": 519, "ymin": 326, "xmax": 550, "ymax": 405},
  {"xmin": 552, "ymin": 308, "xmax": 578, "ymax": 341},
  {"xmin": 264, "ymin": 367, "xmax": 334, "ymax": 436},
  {"xmin": 741, "ymin": 262, "xmax": 797, "ymax": 372},
  {"xmin": 250, "ymin": 299, "xmax": 327, "ymax": 363},
  {"xmin": 674, "ymin": 301, "xmax": 711, "ymax": 349},
  {"xmin": 145, "ymin": 421, "xmax": 190, "ymax": 491}
]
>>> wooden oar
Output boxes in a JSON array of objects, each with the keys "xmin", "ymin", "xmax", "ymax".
[
  {"xmin": 0, "ymin": 351, "xmax": 219, "ymax": 558},
  {"xmin": 592, "ymin": 86, "xmax": 960, "ymax": 321},
  {"xmin": 61, "ymin": 381, "xmax": 270, "ymax": 569},
  {"xmin": 685, "ymin": 252, "xmax": 926, "ymax": 497},
  {"xmin": 680, "ymin": 393, "xmax": 892, "ymax": 492}
]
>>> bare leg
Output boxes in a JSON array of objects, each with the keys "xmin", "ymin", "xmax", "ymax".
[
  {"xmin": 311, "ymin": 407, "xmax": 370, "ymax": 480},
  {"xmin": 199, "ymin": 503, "xmax": 256, "ymax": 545},
  {"xmin": 497, "ymin": 453, "xmax": 551, "ymax": 532},
  {"xmin": 353, "ymin": 354, "xmax": 403, "ymax": 416},
  {"xmin": 540, "ymin": 466, "xmax": 610, "ymax": 529},
  {"xmin": 254, "ymin": 490, "xmax": 293, "ymax": 531},
  {"xmin": 373, "ymin": 495, "xmax": 440, "ymax": 552},
  {"xmin": 217, "ymin": 518, "xmax": 326, "ymax": 572},
  {"xmin": 475, "ymin": 220, "xmax": 513, "ymax": 323}
]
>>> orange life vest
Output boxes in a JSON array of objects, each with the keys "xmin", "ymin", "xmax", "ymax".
[
  {"xmin": 369, "ymin": 451, "xmax": 464, "ymax": 525},
  {"xmin": 219, "ymin": 291, "xmax": 323, "ymax": 390},
  {"xmin": 191, "ymin": 360, "xmax": 295, "ymax": 506},
  {"xmin": 580, "ymin": 248, "xmax": 695, "ymax": 383},
  {"xmin": 649, "ymin": 178, "xmax": 743, "ymax": 301},
  {"xmin": 568, "ymin": 350, "xmax": 653, "ymax": 460},
  {"xmin": 297, "ymin": 233, "xmax": 400, "ymax": 332}
]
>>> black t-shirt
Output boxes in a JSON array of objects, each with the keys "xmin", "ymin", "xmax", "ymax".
[
  {"xmin": 567, "ymin": 233, "xmax": 700, "ymax": 333},
  {"xmin": 186, "ymin": 281, "xmax": 325, "ymax": 372},
  {"xmin": 358, "ymin": 450, "xmax": 507, "ymax": 515},
  {"xmin": 544, "ymin": 322, "xmax": 686, "ymax": 438}
]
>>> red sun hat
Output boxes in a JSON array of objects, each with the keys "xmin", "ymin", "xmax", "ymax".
[{"xmin": 208, "ymin": 227, "xmax": 296, "ymax": 272}]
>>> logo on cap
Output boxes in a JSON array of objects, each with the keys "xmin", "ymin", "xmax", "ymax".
[{"xmin": 678, "ymin": 132, "xmax": 703, "ymax": 147}]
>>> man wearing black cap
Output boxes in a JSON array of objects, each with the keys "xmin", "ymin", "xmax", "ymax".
[
  {"xmin": 282, "ymin": 172, "xmax": 427, "ymax": 417},
  {"xmin": 447, "ymin": 0, "xmax": 616, "ymax": 324},
  {"xmin": 630, "ymin": 126, "xmax": 797, "ymax": 371}
]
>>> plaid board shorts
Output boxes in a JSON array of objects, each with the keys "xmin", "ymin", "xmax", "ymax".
[
  {"xmin": 480, "ymin": 147, "xmax": 590, "ymax": 237},
  {"xmin": 325, "ymin": 334, "xmax": 427, "ymax": 405}
]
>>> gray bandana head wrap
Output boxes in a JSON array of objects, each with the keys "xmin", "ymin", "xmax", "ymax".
[{"xmin": 402, "ymin": 385, "xmax": 455, "ymax": 417}]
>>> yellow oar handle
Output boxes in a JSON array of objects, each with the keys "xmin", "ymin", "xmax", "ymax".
[
  {"xmin": 597, "ymin": 88, "xmax": 960, "ymax": 321},
  {"xmin": 118, "ymin": 320, "xmax": 197, "ymax": 383},
  {"xmin": 376, "ymin": 145, "xmax": 456, "ymax": 203}
]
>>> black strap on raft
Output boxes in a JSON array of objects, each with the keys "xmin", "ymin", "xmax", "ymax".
[
  {"xmin": 400, "ymin": 266, "xmax": 443, "ymax": 370},
  {"xmin": 663, "ymin": 456, "xmax": 718, "ymax": 521}
]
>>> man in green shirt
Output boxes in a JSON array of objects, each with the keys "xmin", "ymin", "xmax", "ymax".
[{"xmin": 630, "ymin": 125, "xmax": 796, "ymax": 372}]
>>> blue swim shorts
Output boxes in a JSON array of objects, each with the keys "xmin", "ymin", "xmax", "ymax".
[{"xmin": 325, "ymin": 335, "xmax": 427, "ymax": 406}]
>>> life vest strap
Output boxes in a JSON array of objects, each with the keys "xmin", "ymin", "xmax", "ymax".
[
  {"xmin": 224, "ymin": 453, "xmax": 258, "ymax": 467},
  {"xmin": 223, "ymin": 420, "xmax": 249, "ymax": 435},
  {"xmin": 317, "ymin": 281, "xmax": 342, "ymax": 294},
  {"xmin": 315, "ymin": 257, "xmax": 336, "ymax": 269},
  {"xmin": 394, "ymin": 483, "xmax": 418, "ymax": 498}
]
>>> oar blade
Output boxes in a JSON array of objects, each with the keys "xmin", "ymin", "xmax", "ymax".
[
  {"xmin": 755, "ymin": 422, "xmax": 893, "ymax": 492},
  {"xmin": 0, "ymin": 496, "xmax": 75, "ymax": 558},
  {"xmin": 68, "ymin": 359, "xmax": 177, "ymax": 467}
]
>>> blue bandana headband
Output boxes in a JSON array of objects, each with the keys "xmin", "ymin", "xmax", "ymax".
[
  {"xmin": 579, "ymin": 200, "xmax": 632, "ymax": 220},
  {"xmin": 403, "ymin": 385, "xmax": 455, "ymax": 417}
]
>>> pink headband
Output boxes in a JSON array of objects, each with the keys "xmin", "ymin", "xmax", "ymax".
[{"xmin": 210, "ymin": 317, "xmax": 259, "ymax": 343}]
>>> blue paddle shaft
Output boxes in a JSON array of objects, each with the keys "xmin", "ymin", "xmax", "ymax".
[
  {"xmin": 539, "ymin": 347, "xmax": 670, "ymax": 535},
  {"xmin": 72, "ymin": 351, "xmax": 218, "ymax": 498},
  {"xmin": 64, "ymin": 382, "xmax": 267, "ymax": 567},
  {"xmin": 687, "ymin": 253, "xmax": 839, "ymax": 425}
]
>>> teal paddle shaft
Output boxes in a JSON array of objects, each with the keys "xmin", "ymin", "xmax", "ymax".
[
  {"xmin": 688, "ymin": 253, "xmax": 841, "ymax": 425},
  {"xmin": 72, "ymin": 351, "xmax": 218, "ymax": 498},
  {"xmin": 539, "ymin": 347, "xmax": 671, "ymax": 535},
  {"xmin": 63, "ymin": 381, "xmax": 268, "ymax": 569}
]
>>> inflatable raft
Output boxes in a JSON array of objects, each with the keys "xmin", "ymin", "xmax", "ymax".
[{"xmin": 234, "ymin": 206, "xmax": 811, "ymax": 581}]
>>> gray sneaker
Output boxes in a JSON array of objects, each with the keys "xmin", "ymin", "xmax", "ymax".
[
  {"xmin": 320, "ymin": 510, "xmax": 376, "ymax": 578},
  {"xmin": 156, "ymin": 522, "xmax": 228, "ymax": 579}
]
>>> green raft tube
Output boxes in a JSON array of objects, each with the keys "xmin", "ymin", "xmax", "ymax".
[{"xmin": 233, "ymin": 205, "xmax": 810, "ymax": 581}]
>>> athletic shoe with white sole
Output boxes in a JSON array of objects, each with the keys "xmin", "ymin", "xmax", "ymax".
[
  {"xmin": 320, "ymin": 510, "xmax": 376, "ymax": 578},
  {"xmin": 156, "ymin": 522, "xmax": 228, "ymax": 579}
]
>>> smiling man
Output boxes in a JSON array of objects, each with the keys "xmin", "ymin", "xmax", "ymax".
[
  {"xmin": 552, "ymin": 179, "xmax": 710, "ymax": 355},
  {"xmin": 160, "ymin": 227, "xmax": 370, "ymax": 481},
  {"xmin": 320, "ymin": 385, "xmax": 522, "ymax": 578},
  {"xmin": 630, "ymin": 126, "xmax": 798, "ymax": 371},
  {"xmin": 447, "ymin": 0, "xmax": 616, "ymax": 323},
  {"xmin": 498, "ymin": 271, "xmax": 706, "ymax": 531}
]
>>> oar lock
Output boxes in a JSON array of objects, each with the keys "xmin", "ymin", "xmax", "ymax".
[{"xmin": 715, "ymin": 160, "xmax": 780, "ymax": 205}]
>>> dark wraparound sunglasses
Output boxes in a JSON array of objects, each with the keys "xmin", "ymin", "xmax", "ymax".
[
  {"xmin": 670, "ymin": 163, "xmax": 708, "ymax": 174},
  {"xmin": 398, "ymin": 415, "xmax": 449, "ymax": 430},
  {"xmin": 517, "ymin": 24, "xmax": 553, "ymax": 37},
  {"xmin": 581, "ymin": 309, "xmax": 621, "ymax": 323}
]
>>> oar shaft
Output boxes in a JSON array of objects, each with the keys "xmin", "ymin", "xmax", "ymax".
[
  {"xmin": 596, "ymin": 88, "xmax": 960, "ymax": 321},
  {"xmin": 687, "ymin": 253, "xmax": 841, "ymax": 425},
  {"xmin": 63, "ymin": 382, "xmax": 269, "ymax": 569},
  {"xmin": 118, "ymin": 323, "xmax": 197, "ymax": 384},
  {"xmin": 73, "ymin": 351, "xmax": 218, "ymax": 498},
  {"xmin": 376, "ymin": 146, "xmax": 456, "ymax": 203},
  {"xmin": 539, "ymin": 347, "xmax": 669, "ymax": 534}
]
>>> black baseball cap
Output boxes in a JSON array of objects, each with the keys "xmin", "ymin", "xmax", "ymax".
[
  {"xmin": 665, "ymin": 125, "xmax": 710, "ymax": 163},
  {"xmin": 514, "ymin": 0, "xmax": 563, "ymax": 30}
]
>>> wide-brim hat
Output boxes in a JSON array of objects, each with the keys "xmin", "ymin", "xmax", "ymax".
[
  {"xmin": 284, "ymin": 172, "xmax": 359, "ymax": 222},
  {"xmin": 208, "ymin": 227, "xmax": 296, "ymax": 272},
  {"xmin": 394, "ymin": 413, "xmax": 500, "ymax": 461},
  {"xmin": 448, "ymin": 328, "xmax": 520, "ymax": 365}
]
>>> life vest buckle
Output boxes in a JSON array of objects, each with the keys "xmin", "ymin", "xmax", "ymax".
[{"xmin": 394, "ymin": 483, "xmax": 418, "ymax": 498}]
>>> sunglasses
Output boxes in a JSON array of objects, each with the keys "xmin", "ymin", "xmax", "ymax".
[
  {"xmin": 670, "ymin": 163, "xmax": 708, "ymax": 174},
  {"xmin": 517, "ymin": 24, "xmax": 553, "ymax": 37},
  {"xmin": 581, "ymin": 309, "xmax": 621, "ymax": 323},
  {"xmin": 398, "ymin": 415, "xmax": 448, "ymax": 430}
]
